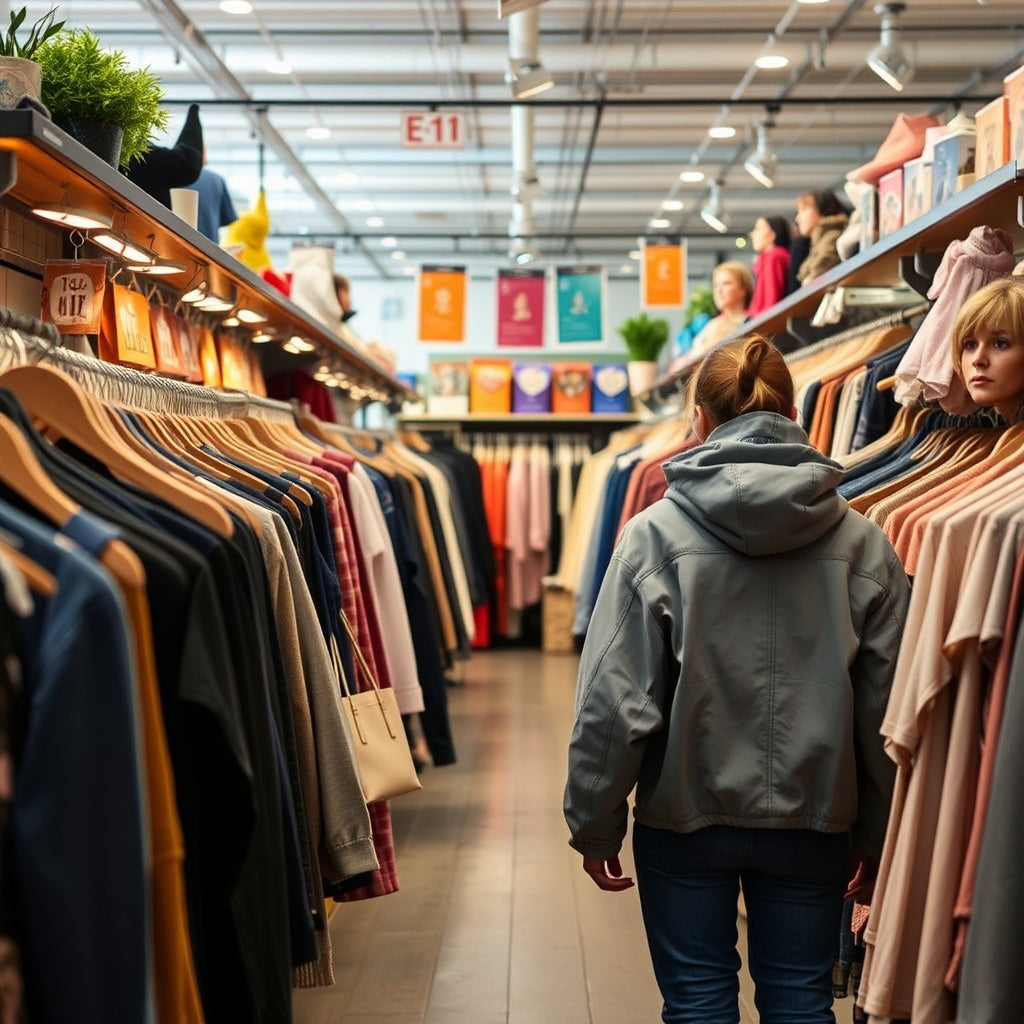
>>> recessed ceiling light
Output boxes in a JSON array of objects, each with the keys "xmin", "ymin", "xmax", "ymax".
[
  {"xmin": 797, "ymin": 0, "xmax": 831, "ymax": 5},
  {"xmin": 381, "ymin": 235, "xmax": 398, "ymax": 247},
  {"xmin": 649, "ymin": 217, "xmax": 672, "ymax": 229},
  {"xmin": 219, "ymin": 0, "xmax": 253, "ymax": 12},
  {"xmin": 708, "ymin": 126, "xmax": 737, "ymax": 140},
  {"xmin": 366, "ymin": 216, "xmax": 384, "ymax": 227},
  {"xmin": 265, "ymin": 59, "xmax": 292, "ymax": 75},
  {"xmin": 755, "ymin": 54, "xmax": 790, "ymax": 69},
  {"xmin": 354, "ymin": 199, "xmax": 376, "ymax": 212},
  {"xmin": 629, "ymin": 249, "xmax": 642, "ymax": 260},
  {"xmin": 619, "ymin": 264, "xmax": 635, "ymax": 273},
  {"xmin": 306, "ymin": 125, "xmax": 331, "ymax": 140},
  {"xmin": 679, "ymin": 169, "xmax": 706, "ymax": 183},
  {"xmin": 403, "ymin": 266, "xmax": 417, "ymax": 276},
  {"xmin": 735, "ymin": 237, "xmax": 748, "ymax": 248},
  {"xmin": 390, "ymin": 250, "xmax": 406, "ymax": 260},
  {"xmin": 661, "ymin": 199, "xmax": 685, "ymax": 211}
]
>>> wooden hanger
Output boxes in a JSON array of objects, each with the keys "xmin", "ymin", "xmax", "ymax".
[
  {"xmin": 0, "ymin": 411, "xmax": 144, "ymax": 589},
  {"xmin": 0, "ymin": 364, "xmax": 234, "ymax": 539},
  {"xmin": 0, "ymin": 536, "xmax": 56, "ymax": 597}
]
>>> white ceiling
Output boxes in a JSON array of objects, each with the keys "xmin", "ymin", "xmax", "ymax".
[{"xmin": 38, "ymin": 0, "xmax": 1024, "ymax": 282}]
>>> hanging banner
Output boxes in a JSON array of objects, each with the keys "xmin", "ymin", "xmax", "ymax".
[
  {"xmin": 40, "ymin": 259, "xmax": 106, "ymax": 335},
  {"xmin": 418, "ymin": 264, "xmax": 466, "ymax": 342},
  {"xmin": 556, "ymin": 265, "xmax": 605, "ymax": 345},
  {"xmin": 496, "ymin": 267, "xmax": 546, "ymax": 348},
  {"xmin": 641, "ymin": 237, "xmax": 687, "ymax": 308}
]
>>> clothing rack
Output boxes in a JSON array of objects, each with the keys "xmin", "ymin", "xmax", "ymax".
[{"xmin": 785, "ymin": 301, "xmax": 930, "ymax": 365}]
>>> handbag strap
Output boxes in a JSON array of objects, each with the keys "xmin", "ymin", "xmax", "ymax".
[
  {"xmin": 333, "ymin": 611, "xmax": 399, "ymax": 740},
  {"xmin": 338, "ymin": 608, "xmax": 382, "ymax": 696}
]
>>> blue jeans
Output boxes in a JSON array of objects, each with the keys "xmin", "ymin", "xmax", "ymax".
[{"xmin": 632, "ymin": 823, "xmax": 848, "ymax": 1024}]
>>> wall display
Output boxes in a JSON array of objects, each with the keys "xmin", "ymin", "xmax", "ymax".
[
  {"xmin": 417, "ymin": 264, "xmax": 467, "ymax": 343},
  {"xmin": 641, "ymin": 238, "xmax": 686, "ymax": 309},
  {"xmin": 496, "ymin": 267, "xmax": 546, "ymax": 348},
  {"xmin": 556, "ymin": 265, "xmax": 605, "ymax": 345}
]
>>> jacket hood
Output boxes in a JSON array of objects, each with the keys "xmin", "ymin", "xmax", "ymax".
[{"xmin": 663, "ymin": 411, "xmax": 847, "ymax": 555}]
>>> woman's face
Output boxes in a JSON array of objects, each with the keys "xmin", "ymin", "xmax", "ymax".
[
  {"xmin": 712, "ymin": 270, "xmax": 747, "ymax": 315},
  {"xmin": 794, "ymin": 201, "xmax": 820, "ymax": 237},
  {"xmin": 750, "ymin": 218, "xmax": 775, "ymax": 253},
  {"xmin": 961, "ymin": 321, "xmax": 1024, "ymax": 421}
]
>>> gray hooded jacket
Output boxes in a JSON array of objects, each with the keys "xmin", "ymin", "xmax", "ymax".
[{"xmin": 564, "ymin": 412, "xmax": 909, "ymax": 861}]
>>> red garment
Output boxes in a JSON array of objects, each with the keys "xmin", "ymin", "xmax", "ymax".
[
  {"xmin": 266, "ymin": 369, "xmax": 336, "ymax": 423},
  {"xmin": 747, "ymin": 244, "xmax": 791, "ymax": 319}
]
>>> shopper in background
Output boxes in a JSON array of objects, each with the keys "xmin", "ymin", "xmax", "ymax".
[
  {"xmin": 794, "ymin": 189, "xmax": 850, "ymax": 286},
  {"xmin": 124, "ymin": 103, "xmax": 203, "ymax": 209},
  {"xmin": 564, "ymin": 335, "xmax": 909, "ymax": 1024},
  {"xmin": 688, "ymin": 261, "xmax": 753, "ymax": 356},
  {"xmin": 190, "ymin": 147, "xmax": 238, "ymax": 244},
  {"xmin": 746, "ymin": 215, "xmax": 792, "ymax": 319},
  {"xmin": 334, "ymin": 273, "xmax": 357, "ymax": 323}
]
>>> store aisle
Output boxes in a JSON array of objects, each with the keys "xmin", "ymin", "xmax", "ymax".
[{"xmin": 292, "ymin": 649, "xmax": 848, "ymax": 1024}]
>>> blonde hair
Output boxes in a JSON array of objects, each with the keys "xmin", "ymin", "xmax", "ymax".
[
  {"xmin": 950, "ymin": 277, "xmax": 1024, "ymax": 380},
  {"xmin": 693, "ymin": 334, "xmax": 794, "ymax": 425},
  {"xmin": 712, "ymin": 261, "xmax": 754, "ymax": 304}
]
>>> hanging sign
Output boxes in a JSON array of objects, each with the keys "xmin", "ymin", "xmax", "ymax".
[
  {"xmin": 418, "ymin": 264, "xmax": 466, "ymax": 342},
  {"xmin": 40, "ymin": 259, "xmax": 106, "ymax": 335},
  {"xmin": 149, "ymin": 306, "xmax": 187, "ymax": 378},
  {"xmin": 98, "ymin": 283, "xmax": 156, "ymax": 370},
  {"xmin": 641, "ymin": 237, "xmax": 687, "ymax": 309},
  {"xmin": 496, "ymin": 267, "xmax": 546, "ymax": 348},
  {"xmin": 401, "ymin": 110, "xmax": 467, "ymax": 150},
  {"xmin": 556, "ymin": 265, "xmax": 606, "ymax": 345}
]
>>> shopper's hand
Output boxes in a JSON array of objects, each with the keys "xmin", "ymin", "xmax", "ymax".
[{"xmin": 582, "ymin": 855, "xmax": 635, "ymax": 892}]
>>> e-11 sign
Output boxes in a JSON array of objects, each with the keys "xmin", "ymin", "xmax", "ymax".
[{"xmin": 401, "ymin": 111, "xmax": 466, "ymax": 150}]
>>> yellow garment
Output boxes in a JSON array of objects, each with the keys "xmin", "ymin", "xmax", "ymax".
[{"xmin": 224, "ymin": 188, "xmax": 272, "ymax": 272}]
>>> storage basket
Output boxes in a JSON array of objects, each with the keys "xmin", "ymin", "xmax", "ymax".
[{"xmin": 542, "ymin": 584, "xmax": 577, "ymax": 654}]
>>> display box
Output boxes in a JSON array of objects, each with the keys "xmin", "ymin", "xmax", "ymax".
[
  {"xmin": 551, "ymin": 362, "xmax": 592, "ymax": 414},
  {"xmin": 931, "ymin": 131, "xmax": 977, "ymax": 208},
  {"xmin": 974, "ymin": 95, "xmax": 1010, "ymax": 179},
  {"xmin": 902, "ymin": 157, "xmax": 933, "ymax": 224},
  {"xmin": 877, "ymin": 167, "xmax": 903, "ymax": 238},
  {"xmin": 591, "ymin": 363, "xmax": 630, "ymax": 413},
  {"xmin": 469, "ymin": 357, "xmax": 512, "ymax": 414},
  {"xmin": 1004, "ymin": 64, "xmax": 1024, "ymax": 167},
  {"xmin": 512, "ymin": 362, "xmax": 552, "ymax": 413},
  {"xmin": 427, "ymin": 359, "xmax": 469, "ymax": 415},
  {"xmin": 858, "ymin": 185, "xmax": 878, "ymax": 253}
]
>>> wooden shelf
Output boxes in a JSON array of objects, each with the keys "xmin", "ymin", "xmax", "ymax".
[
  {"xmin": 0, "ymin": 108, "xmax": 410, "ymax": 404},
  {"xmin": 642, "ymin": 161, "xmax": 1024, "ymax": 407},
  {"xmin": 398, "ymin": 412, "xmax": 643, "ymax": 427}
]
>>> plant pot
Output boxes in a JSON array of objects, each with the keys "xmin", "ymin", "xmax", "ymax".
[
  {"xmin": 54, "ymin": 115, "xmax": 124, "ymax": 167},
  {"xmin": 627, "ymin": 360, "xmax": 659, "ymax": 397},
  {"xmin": 0, "ymin": 56, "xmax": 42, "ymax": 110}
]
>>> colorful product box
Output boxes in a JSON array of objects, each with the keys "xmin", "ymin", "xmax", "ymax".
[
  {"xmin": 902, "ymin": 157, "xmax": 933, "ymax": 224},
  {"xmin": 512, "ymin": 362, "xmax": 552, "ymax": 413},
  {"xmin": 427, "ymin": 359, "xmax": 469, "ymax": 415},
  {"xmin": 591, "ymin": 362, "xmax": 630, "ymax": 413},
  {"xmin": 877, "ymin": 167, "xmax": 903, "ymax": 238},
  {"xmin": 1004, "ymin": 64, "xmax": 1024, "ymax": 167},
  {"xmin": 469, "ymin": 357, "xmax": 512, "ymax": 414},
  {"xmin": 974, "ymin": 95, "xmax": 1010, "ymax": 179},
  {"xmin": 858, "ymin": 185, "xmax": 878, "ymax": 254},
  {"xmin": 551, "ymin": 362, "xmax": 592, "ymax": 414},
  {"xmin": 931, "ymin": 131, "xmax": 977, "ymax": 208}
]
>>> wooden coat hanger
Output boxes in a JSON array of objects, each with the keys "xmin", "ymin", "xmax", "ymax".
[
  {"xmin": 0, "ymin": 536, "xmax": 56, "ymax": 597},
  {"xmin": 0, "ymin": 364, "xmax": 234, "ymax": 539}
]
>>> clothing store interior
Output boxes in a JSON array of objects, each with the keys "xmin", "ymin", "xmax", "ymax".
[{"xmin": 0, "ymin": 1, "xmax": 1022, "ymax": 1022}]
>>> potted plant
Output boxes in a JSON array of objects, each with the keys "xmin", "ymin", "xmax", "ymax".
[
  {"xmin": 617, "ymin": 311, "xmax": 670, "ymax": 396},
  {"xmin": 35, "ymin": 27, "xmax": 168, "ymax": 168},
  {"xmin": 0, "ymin": 6, "xmax": 63, "ymax": 109}
]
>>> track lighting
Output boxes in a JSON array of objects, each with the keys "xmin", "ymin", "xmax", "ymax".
[
  {"xmin": 508, "ymin": 238, "xmax": 539, "ymax": 265},
  {"xmin": 744, "ymin": 120, "xmax": 779, "ymax": 188},
  {"xmin": 90, "ymin": 230, "xmax": 154, "ymax": 265},
  {"xmin": 867, "ymin": 3, "xmax": 913, "ymax": 92},
  {"xmin": 506, "ymin": 58, "xmax": 554, "ymax": 100},
  {"xmin": 700, "ymin": 183, "xmax": 729, "ymax": 234},
  {"xmin": 32, "ymin": 191, "xmax": 112, "ymax": 231}
]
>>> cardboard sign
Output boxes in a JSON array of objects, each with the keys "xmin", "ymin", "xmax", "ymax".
[
  {"xmin": 40, "ymin": 260, "xmax": 106, "ymax": 334},
  {"xmin": 98, "ymin": 283, "xmax": 156, "ymax": 370},
  {"xmin": 149, "ymin": 306, "xmax": 187, "ymax": 378},
  {"xmin": 196, "ymin": 326, "xmax": 222, "ymax": 388}
]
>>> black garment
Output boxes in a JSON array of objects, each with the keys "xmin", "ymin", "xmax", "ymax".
[
  {"xmin": 124, "ymin": 103, "xmax": 203, "ymax": 207},
  {"xmin": 787, "ymin": 234, "xmax": 811, "ymax": 295}
]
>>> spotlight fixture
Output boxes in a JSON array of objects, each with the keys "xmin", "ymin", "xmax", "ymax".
[
  {"xmin": 708, "ymin": 125, "xmax": 737, "ymax": 140},
  {"xmin": 508, "ymin": 237, "xmax": 540, "ymax": 265},
  {"xmin": 867, "ymin": 3, "xmax": 913, "ymax": 92},
  {"xmin": 235, "ymin": 307, "xmax": 268, "ymax": 324},
  {"xmin": 506, "ymin": 58, "xmax": 554, "ymax": 100},
  {"xmin": 511, "ymin": 169, "xmax": 545, "ymax": 201},
  {"xmin": 755, "ymin": 54, "xmax": 790, "ymax": 70},
  {"xmin": 32, "ymin": 194, "xmax": 113, "ymax": 231},
  {"xmin": 90, "ymin": 230, "xmax": 154, "ymax": 265},
  {"xmin": 125, "ymin": 256, "xmax": 188, "ymax": 276},
  {"xmin": 743, "ymin": 119, "xmax": 779, "ymax": 188},
  {"xmin": 700, "ymin": 183, "xmax": 729, "ymax": 234},
  {"xmin": 679, "ymin": 169, "xmax": 706, "ymax": 183}
]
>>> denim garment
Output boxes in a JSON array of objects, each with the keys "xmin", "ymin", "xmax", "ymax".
[{"xmin": 633, "ymin": 823, "xmax": 848, "ymax": 1024}]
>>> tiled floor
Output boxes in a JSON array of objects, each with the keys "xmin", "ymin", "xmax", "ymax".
[{"xmin": 293, "ymin": 648, "xmax": 851, "ymax": 1023}]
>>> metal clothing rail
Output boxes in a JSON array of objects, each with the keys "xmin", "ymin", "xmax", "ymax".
[{"xmin": 784, "ymin": 301, "xmax": 931, "ymax": 366}]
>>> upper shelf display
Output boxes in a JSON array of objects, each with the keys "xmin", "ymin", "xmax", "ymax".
[{"xmin": 0, "ymin": 107, "xmax": 411, "ymax": 407}]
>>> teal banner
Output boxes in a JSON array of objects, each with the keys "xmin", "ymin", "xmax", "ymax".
[{"xmin": 556, "ymin": 265, "xmax": 605, "ymax": 344}]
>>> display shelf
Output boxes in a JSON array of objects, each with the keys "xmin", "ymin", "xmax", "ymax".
[
  {"xmin": 0, "ymin": 108, "xmax": 410, "ymax": 405},
  {"xmin": 641, "ymin": 161, "xmax": 1024, "ymax": 409},
  {"xmin": 398, "ymin": 412, "xmax": 643, "ymax": 427}
]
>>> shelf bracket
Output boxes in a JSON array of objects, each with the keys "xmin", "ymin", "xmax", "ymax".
[
  {"xmin": 0, "ymin": 151, "xmax": 16, "ymax": 199},
  {"xmin": 899, "ymin": 251, "xmax": 942, "ymax": 297}
]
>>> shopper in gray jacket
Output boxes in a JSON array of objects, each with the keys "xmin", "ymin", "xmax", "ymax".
[{"xmin": 564, "ymin": 335, "xmax": 909, "ymax": 1024}]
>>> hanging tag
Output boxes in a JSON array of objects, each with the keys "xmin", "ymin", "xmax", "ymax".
[{"xmin": 39, "ymin": 258, "xmax": 107, "ymax": 334}]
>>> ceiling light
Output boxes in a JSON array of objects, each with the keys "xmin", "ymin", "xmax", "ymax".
[
  {"xmin": 32, "ymin": 198, "xmax": 112, "ymax": 231},
  {"xmin": 508, "ymin": 238, "xmax": 540, "ymax": 265},
  {"xmin": 195, "ymin": 292, "xmax": 235, "ymax": 313},
  {"xmin": 661, "ymin": 200, "xmax": 684, "ymax": 212},
  {"xmin": 381, "ymin": 235, "xmax": 398, "ymax": 247},
  {"xmin": 619, "ymin": 264, "xmax": 635, "ymax": 273},
  {"xmin": 735, "ymin": 237, "xmax": 748, "ymax": 249},
  {"xmin": 90, "ymin": 231, "xmax": 154, "ymax": 265},
  {"xmin": 222, "ymin": 316, "xmax": 241, "ymax": 327},
  {"xmin": 867, "ymin": 3, "xmax": 913, "ymax": 91},
  {"xmin": 181, "ymin": 281, "xmax": 207, "ymax": 304},
  {"xmin": 284, "ymin": 336, "xmax": 316, "ymax": 353},
  {"xmin": 708, "ymin": 125, "xmax": 737, "ymax": 140},
  {"xmin": 797, "ymin": 0, "xmax": 831, "ymax": 4},
  {"xmin": 506, "ymin": 58, "xmax": 555, "ymax": 100},
  {"xmin": 236, "ymin": 308, "xmax": 268, "ymax": 324},
  {"xmin": 390, "ymin": 250, "xmax": 406, "ymax": 260},
  {"xmin": 629, "ymin": 249, "xmax": 642, "ymax": 260},
  {"xmin": 306, "ymin": 125, "xmax": 331, "ymax": 140},
  {"xmin": 511, "ymin": 170, "xmax": 545, "ymax": 201},
  {"xmin": 126, "ymin": 257, "xmax": 187, "ymax": 275},
  {"xmin": 265, "ymin": 59, "xmax": 292, "ymax": 75},
  {"xmin": 744, "ymin": 119, "xmax": 779, "ymax": 188},
  {"xmin": 755, "ymin": 54, "xmax": 790, "ymax": 70},
  {"xmin": 402, "ymin": 266, "xmax": 417, "ymax": 276},
  {"xmin": 648, "ymin": 217, "xmax": 672, "ymax": 230},
  {"xmin": 700, "ymin": 183, "xmax": 729, "ymax": 234},
  {"xmin": 366, "ymin": 216, "xmax": 384, "ymax": 227},
  {"xmin": 219, "ymin": 0, "xmax": 253, "ymax": 12},
  {"xmin": 678, "ymin": 169, "xmax": 706, "ymax": 183},
  {"xmin": 251, "ymin": 331, "xmax": 274, "ymax": 344}
]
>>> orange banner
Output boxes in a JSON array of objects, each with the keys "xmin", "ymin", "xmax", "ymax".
[
  {"xmin": 418, "ymin": 264, "xmax": 466, "ymax": 342},
  {"xmin": 642, "ymin": 240, "xmax": 686, "ymax": 308}
]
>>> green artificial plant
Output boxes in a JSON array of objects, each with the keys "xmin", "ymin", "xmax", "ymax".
[
  {"xmin": 35, "ymin": 28, "xmax": 169, "ymax": 166},
  {"xmin": 683, "ymin": 286, "xmax": 717, "ymax": 327},
  {"xmin": 617, "ymin": 311, "xmax": 671, "ymax": 362},
  {"xmin": 0, "ymin": 6, "xmax": 64, "ymax": 59}
]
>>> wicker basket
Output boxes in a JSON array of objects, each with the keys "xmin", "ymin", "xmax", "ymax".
[{"xmin": 542, "ymin": 584, "xmax": 576, "ymax": 654}]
